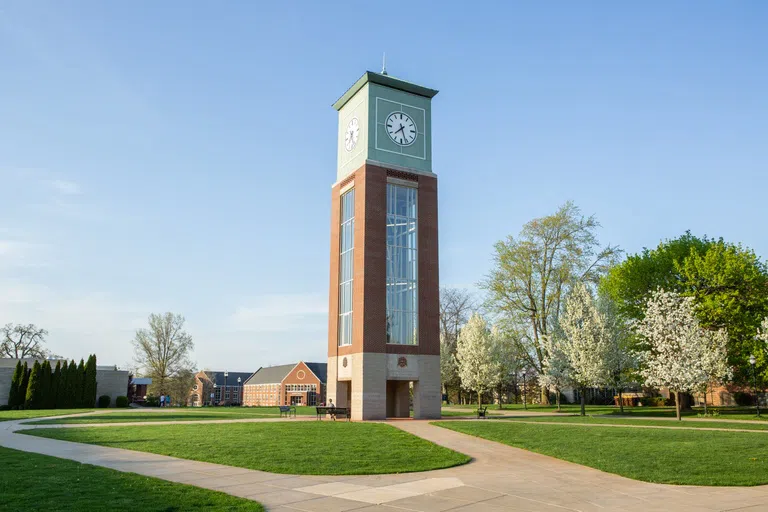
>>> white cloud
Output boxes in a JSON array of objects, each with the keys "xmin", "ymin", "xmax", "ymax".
[
  {"xmin": 45, "ymin": 179, "xmax": 82, "ymax": 195},
  {"xmin": 229, "ymin": 293, "xmax": 328, "ymax": 333}
]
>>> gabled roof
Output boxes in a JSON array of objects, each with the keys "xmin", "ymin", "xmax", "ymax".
[
  {"xmin": 243, "ymin": 364, "xmax": 296, "ymax": 386},
  {"xmin": 206, "ymin": 371, "xmax": 254, "ymax": 387},
  {"xmin": 304, "ymin": 362, "xmax": 327, "ymax": 384}
]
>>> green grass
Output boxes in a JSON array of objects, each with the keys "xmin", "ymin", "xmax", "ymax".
[
  {"xmin": 0, "ymin": 446, "xmax": 262, "ymax": 511},
  {"xmin": 497, "ymin": 415, "xmax": 768, "ymax": 430},
  {"xmin": 23, "ymin": 422, "xmax": 470, "ymax": 475},
  {"xmin": 445, "ymin": 403, "xmax": 768, "ymax": 420},
  {"xmin": 29, "ymin": 406, "xmax": 318, "ymax": 424},
  {"xmin": 435, "ymin": 420, "xmax": 768, "ymax": 486},
  {"xmin": 0, "ymin": 409, "xmax": 95, "ymax": 422}
]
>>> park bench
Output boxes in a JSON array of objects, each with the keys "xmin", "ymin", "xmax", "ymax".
[
  {"xmin": 279, "ymin": 405, "xmax": 297, "ymax": 418},
  {"xmin": 477, "ymin": 406, "xmax": 488, "ymax": 419},
  {"xmin": 315, "ymin": 406, "xmax": 351, "ymax": 421}
]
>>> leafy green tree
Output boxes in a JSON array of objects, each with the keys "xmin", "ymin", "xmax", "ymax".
[
  {"xmin": 600, "ymin": 233, "xmax": 768, "ymax": 384},
  {"xmin": 25, "ymin": 361, "xmax": 42, "ymax": 409},
  {"xmin": 20, "ymin": 362, "xmax": 30, "ymax": 408},
  {"xmin": 39, "ymin": 360, "xmax": 51, "ymax": 409},
  {"xmin": 82, "ymin": 355, "xmax": 98, "ymax": 408},
  {"xmin": 56, "ymin": 360, "xmax": 68, "ymax": 408},
  {"xmin": 51, "ymin": 361, "xmax": 62, "ymax": 409},
  {"xmin": 75, "ymin": 359, "xmax": 86, "ymax": 407},
  {"xmin": 7, "ymin": 361, "xmax": 24, "ymax": 408}
]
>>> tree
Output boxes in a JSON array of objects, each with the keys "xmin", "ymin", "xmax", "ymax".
[
  {"xmin": 440, "ymin": 333, "xmax": 459, "ymax": 403},
  {"xmin": 601, "ymin": 298, "xmax": 638, "ymax": 414},
  {"xmin": 636, "ymin": 289, "xmax": 730, "ymax": 420},
  {"xmin": 132, "ymin": 313, "xmax": 195, "ymax": 393},
  {"xmin": 165, "ymin": 369, "xmax": 196, "ymax": 406},
  {"xmin": 7, "ymin": 361, "xmax": 24, "ymax": 409},
  {"xmin": 540, "ymin": 333, "xmax": 571, "ymax": 412},
  {"xmin": 74, "ymin": 359, "xmax": 85, "ymax": 407},
  {"xmin": 455, "ymin": 314, "xmax": 498, "ymax": 407},
  {"xmin": 0, "ymin": 323, "xmax": 50, "ymax": 358},
  {"xmin": 82, "ymin": 355, "xmax": 97, "ymax": 408},
  {"xmin": 39, "ymin": 360, "xmax": 51, "ymax": 410},
  {"xmin": 56, "ymin": 360, "xmax": 68, "ymax": 408},
  {"xmin": 64, "ymin": 359, "xmax": 78, "ymax": 408},
  {"xmin": 600, "ymin": 233, "xmax": 768, "ymax": 384},
  {"xmin": 699, "ymin": 329, "xmax": 732, "ymax": 415},
  {"xmin": 482, "ymin": 202, "xmax": 620, "ymax": 403},
  {"xmin": 25, "ymin": 361, "xmax": 42, "ymax": 409},
  {"xmin": 491, "ymin": 327, "xmax": 525, "ymax": 408},
  {"xmin": 558, "ymin": 283, "xmax": 611, "ymax": 416},
  {"xmin": 439, "ymin": 288, "xmax": 474, "ymax": 402},
  {"xmin": 51, "ymin": 361, "xmax": 62, "ymax": 409},
  {"xmin": 20, "ymin": 362, "xmax": 30, "ymax": 407}
]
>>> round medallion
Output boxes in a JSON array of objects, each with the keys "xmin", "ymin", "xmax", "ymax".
[
  {"xmin": 297, "ymin": 370, "xmax": 305, "ymax": 380},
  {"xmin": 342, "ymin": 357, "xmax": 348, "ymax": 368},
  {"xmin": 398, "ymin": 356, "xmax": 408, "ymax": 368}
]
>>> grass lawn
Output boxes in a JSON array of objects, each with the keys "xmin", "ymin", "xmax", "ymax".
[
  {"xmin": 444, "ymin": 403, "xmax": 768, "ymax": 420},
  {"xmin": 23, "ymin": 422, "xmax": 470, "ymax": 475},
  {"xmin": 435, "ymin": 420, "xmax": 768, "ymax": 486},
  {"xmin": 0, "ymin": 409, "xmax": 95, "ymax": 422},
  {"xmin": 497, "ymin": 415, "xmax": 768, "ymax": 431},
  {"xmin": 0, "ymin": 446, "xmax": 262, "ymax": 511},
  {"xmin": 29, "ymin": 406, "xmax": 318, "ymax": 424}
]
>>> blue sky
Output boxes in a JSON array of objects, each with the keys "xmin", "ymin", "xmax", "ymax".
[{"xmin": 2, "ymin": 2, "xmax": 766, "ymax": 372}]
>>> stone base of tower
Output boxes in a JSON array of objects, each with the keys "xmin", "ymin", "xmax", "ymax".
[{"xmin": 327, "ymin": 354, "xmax": 441, "ymax": 421}]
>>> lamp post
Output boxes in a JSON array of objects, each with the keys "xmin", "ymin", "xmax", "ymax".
[
  {"xmin": 224, "ymin": 371, "xmax": 228, "ymax": 406},
  {"xmin": 749, "ymin": 355, "xmax": 760, "ymax": 417},
  {"xmin": 213, "ymin": 383, "xmax": 218, "ymax": 406},
  {"xmin": 237, "ymin": 376, "xmax": 242, "ymax": 406}
]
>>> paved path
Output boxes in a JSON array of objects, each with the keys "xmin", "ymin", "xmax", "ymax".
[{"xmin": 3, "ymin": 413, "xmax": 768, "ymax": 511}]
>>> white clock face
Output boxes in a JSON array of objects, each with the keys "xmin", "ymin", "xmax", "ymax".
[
  {"xmin": 344, "ymin": 117, "xmax": 359, "ymax": 152},
  {"xmin": 386, "ymin": 112, "xmax": 417, "ymax": 146}
]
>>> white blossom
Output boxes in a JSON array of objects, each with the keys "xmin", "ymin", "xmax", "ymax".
[
  {"xmin": 540, "ymin": 333, "xmax": 571, "ymax": 394},
  {"xmin": 758, "ymin": 317, "xmax": 768, "ymax": 350},
  {"xmin": 455, "ymin": 314, "xmax": 498, "ymax": 403},
  {"xmin": 636, "ymin": 289, "xmax": 729, "ymax": 395}
]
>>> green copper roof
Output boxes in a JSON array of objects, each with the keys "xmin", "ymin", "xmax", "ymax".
[{"xmin": 332, "ymin": 71, "xmax": 438, "ymax": 111}]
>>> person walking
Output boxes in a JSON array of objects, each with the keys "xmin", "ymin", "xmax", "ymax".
[{"xmin": 159, "ymin": 394, "xmax": 165, "ymax": 407}]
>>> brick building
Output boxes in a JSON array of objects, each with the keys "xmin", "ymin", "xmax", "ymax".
[
  {"xmin": 242, "ymin": 362, "xmax": 327, "ymax": 407},
  {"xmin": 189, "ymin": 370, "xmax": 254, "ymax": 406}
]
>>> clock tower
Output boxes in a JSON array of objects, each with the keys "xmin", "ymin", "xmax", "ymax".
[{"xmin": 327, "ymin": 71, "xmax": 441, "ymax": 421}]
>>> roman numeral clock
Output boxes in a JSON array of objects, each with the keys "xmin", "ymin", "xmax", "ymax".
[{"xmin": 327, "ymin": 71, "xmax": 441, "ymax": 421}]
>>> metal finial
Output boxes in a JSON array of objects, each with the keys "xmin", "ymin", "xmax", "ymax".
[{"xmin": 382, "ymin": 53, "xmax": 387, "ymax": 75}]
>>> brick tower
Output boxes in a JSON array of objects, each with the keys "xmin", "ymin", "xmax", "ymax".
[{"xmin": 326, "ymin": 71, "xmax": 440, "ymax": 421}]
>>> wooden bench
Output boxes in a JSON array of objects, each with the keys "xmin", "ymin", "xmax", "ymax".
[
  {"xmin": 477, "ymin": 406, "xmax": 488, "ymax": 419},
  {"xmin": 315, "ymin": 406, "xmax": 351, "ymax": 421},
  {"xmin": 279, "ymin": 405, "xmax": 296, "ymax": 418}
]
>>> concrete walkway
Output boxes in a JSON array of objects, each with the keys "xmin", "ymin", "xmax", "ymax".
[{"xmin": 3, "ymin": 413, "xmax": 768, "ymax": 511}]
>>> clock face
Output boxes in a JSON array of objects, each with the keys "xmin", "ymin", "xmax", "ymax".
[
  {"xmin": 344, "ymin": 117, "xmax": 359, "ymax": 152},
  {"xmin": 386, "ymin": 112, "xmax": 417, "ymax": 146}
]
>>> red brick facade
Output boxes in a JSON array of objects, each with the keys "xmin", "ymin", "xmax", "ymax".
[
  {"xmin": 327, "ymin": 163, "xmax": 440, "ymax": 358},
  {"xmin": 241, "ymin": 362, "xmax": 326, "ymax": 407}
]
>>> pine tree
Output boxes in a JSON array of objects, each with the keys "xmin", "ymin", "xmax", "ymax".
[
  {"xmin": 39, "ymin": 361, "xmax": 51, "ymax": 410},
  {"xmin": 8, "ymin": 361, "xmax": 23, "ymax": 409},
  {"xmin": 82, "ymin": 355, "xmax": 98, "ymax": 408},
  {"xmin": 20, "ymin": 362, "xmax": 30, "ymax": 409},
  {"xmin": 25, "ymin": 361, "xmax": 42, "ymax": 409},
  {"xmin": 74, "ymin": 359, "xmax": 86, "ymax": 407},
  {"xmin": 51, "ymin": 361, "xmax": 62, "ymax": 409},
  {"xmin": 66, "ymin": 360, "xmax": 78, "ymax": 408},
  {"xmin": 56, "ymin": 361, "xmax": 68, "ymax": 408}
]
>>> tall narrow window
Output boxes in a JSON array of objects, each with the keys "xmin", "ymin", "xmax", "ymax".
[
  {"xmin": 338, "ymin": 188, "xmax": 355, "ymax": 346},
  {"xmin": 386, "ymin": 183, "xmax": 418, "ymax": 345}
]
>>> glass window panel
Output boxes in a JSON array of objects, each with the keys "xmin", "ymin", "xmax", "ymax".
[{"xmin": 385, "ymin": 184, "xmax": 418, "ymax": 345}]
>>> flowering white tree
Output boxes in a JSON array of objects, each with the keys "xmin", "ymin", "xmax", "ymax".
[
  {"xmin": 455, "ymin": 314, "xmax": 498, "ymax": 407},
  {"xmin": 636, "ymin": 289, "xmax": 730, "ymax": 420},
  {"xmin": 601, "ymin": 299, "xmax": 638, "ymax": 414},
  {"xmin": 758, "ymin": 317, "xmax": 768, "ymax": 348},
  {"xmin": 490, "ymin": 326, "xmax": 524, "ymax": 408},
  {"xmin": 540, "ymin": 333, "xmax": 571, "ymax": 412},
  {"xmin": 699, "ymin": 328, "xmax": 732, "ymax": 415},
  {"xmin": 559, "ymin": 282, "xmax": 611, "ymax": 416}
]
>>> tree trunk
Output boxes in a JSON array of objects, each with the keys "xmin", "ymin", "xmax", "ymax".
[
  {"xmin": 618, "ymin": 389, "xmax": 624, "ymax": 414},
  {"xmin": 703, "ymin": 387, "xmax": 708, "ymax": 416},
  {"xmin": 522, "ymin": 375, "xmax": 528, "ymax": 410},
  {"xmin": 675, "ymin": 391, "xmax": 682, "ymax": 421},
  {"xmin": 555, "ymin": 387, "xmax": 561, "ymax": 412},
  {"xmin": 580, "ymin": 387, "xmax": 586, "ymax": 416},
  {"xmin": 457, "ymin": 388, "xmax": 462, "ymax": 405},
  {"xmin": 541, "ymin": 385, "xmax": 550, "ymax": 405}
]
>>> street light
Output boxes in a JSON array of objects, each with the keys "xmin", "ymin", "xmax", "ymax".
[
  {"xmin": 213, "ymin": 383, "xmax": 218, "ymax": 406},
  {"xmin": 224, "ymin": 371, "xmax": 229, "ymax": 405},
  {"xmin": 749, "ymin": 355, "xmax": 760, "ymax": 418},
  {"xmin": 237, "ymin": 377, "xmax": 242, "ymax": 406}
]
